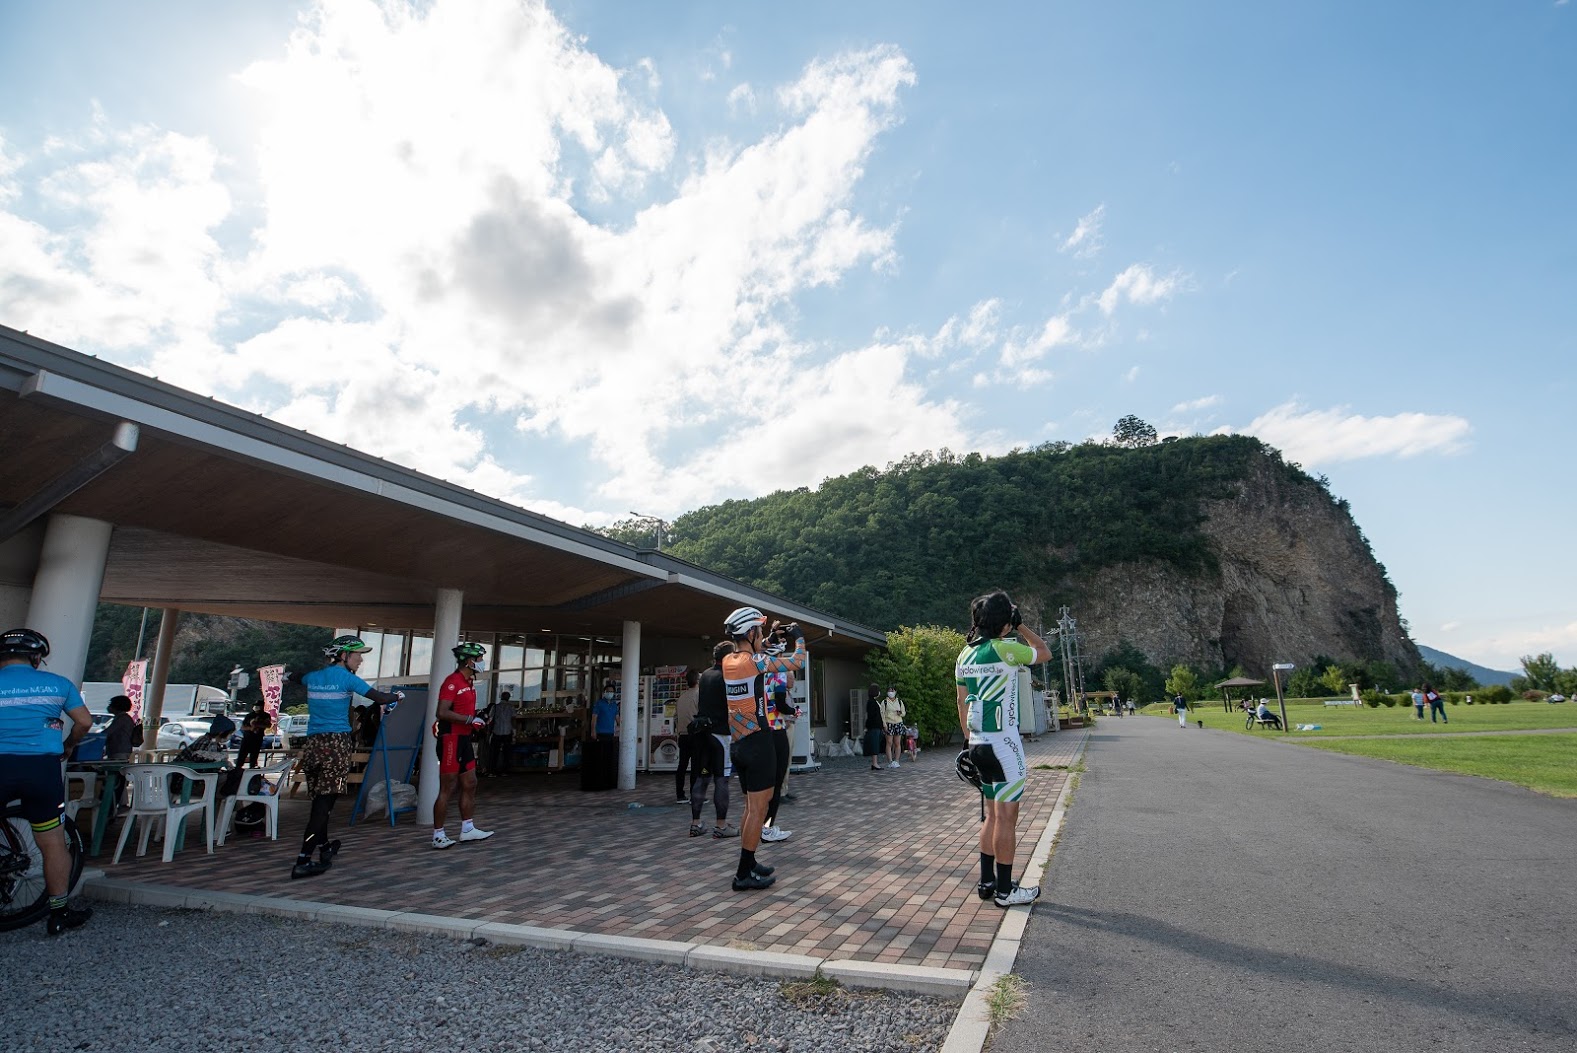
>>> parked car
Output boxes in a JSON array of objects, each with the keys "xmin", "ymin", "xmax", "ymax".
[
  {"xmin": 156, "ymin": 717, "xmax": 223, "ymax": 751},
  {"xmin": 277, "ymin": 713, "xmax": 309, "ymax": 741}
]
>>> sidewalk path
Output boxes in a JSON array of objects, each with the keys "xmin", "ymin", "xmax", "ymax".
[
  {"xmin": 95, "ymin": 733, "xmax": 1082, "ymax": 975},
  {"xmin": 990, "ymin": 717, "xmax": 1577, "ymax": 1052}
]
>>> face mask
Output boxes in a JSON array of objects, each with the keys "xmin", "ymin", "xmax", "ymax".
[
  {"xmin": 472, "ymin": 658, "xmax": 488, "ymax": 673},
  {"xmin": 887, "ymin": 690, "xmax": 896, "ymax": 698}
]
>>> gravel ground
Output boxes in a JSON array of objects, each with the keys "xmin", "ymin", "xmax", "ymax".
[{"xmin": 3, "ymin": 903, "xmax": 960, "ymax": 1053}]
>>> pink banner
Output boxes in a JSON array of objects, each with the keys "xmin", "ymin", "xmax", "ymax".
[
  {"xmin": 258, "ymin": 664, "xmax": 287, "ymax": 726},
  {"xmin": 121, "ymin": 659, "xmax": 148, "ymax": 723}
]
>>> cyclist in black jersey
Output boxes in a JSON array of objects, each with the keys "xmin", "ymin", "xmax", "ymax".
[{"xmin": 687, "ymin": 641, "xmax": 735, "ymax": 837}]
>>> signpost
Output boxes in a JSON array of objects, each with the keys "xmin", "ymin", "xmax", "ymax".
[{"xmin": 1272, "ymin": 663, "xmax": 1295, "ymax": 733}]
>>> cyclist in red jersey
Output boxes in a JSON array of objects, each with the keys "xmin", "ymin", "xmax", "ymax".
[
  {"xmin": 431, "ymin": 642, "xmax": 493, "ymax": 849},
  {"xmin": 719, "ymin": 607, "xmax": 805, "ymax": 891}
]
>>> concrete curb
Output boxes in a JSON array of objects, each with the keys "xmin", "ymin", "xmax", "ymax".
[
  {"xmin": 80, "ymin": 876, "xmax": 978, "ymax": 995},
  {"xmin": 939, "ymin": 728, "xmax": 1086, "ymax": 1053}
]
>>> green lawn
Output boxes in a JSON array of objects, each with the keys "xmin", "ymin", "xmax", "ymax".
[
  {"xmin": 1302, "ymin": 733, "xmax": 1577, "ymax": 798},
  {"xmin": 1140, "ymin": 700, "xmax": 1577, "ymax": 738}
]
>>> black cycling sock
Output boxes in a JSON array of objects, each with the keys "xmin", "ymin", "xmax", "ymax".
[
  {"xmin": 980, "ymin": 853, "xmax": 995, "ymax": 885},
  {"xmin": 737, "ymin": 849, "xmax": 757, "ymax": 881},
  {"xmin": 300, "ymin": 793, "xmax": 337, "ymax": 857},
  {"xmin": 49, "ymin": 894, "xmax": 68, "ymax": 912},
  {"xmin": 996, "ymin": 861, "xmax": 1014, "ymax": 892}
]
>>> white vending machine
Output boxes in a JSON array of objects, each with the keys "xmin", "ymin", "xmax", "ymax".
[
  {"xmin": 788, "ymin": 647, "xmax": 817, "ymax": 772},
  {"xmin": 640, "ymin": 671, "xmax": 685, "ymax": 772}
]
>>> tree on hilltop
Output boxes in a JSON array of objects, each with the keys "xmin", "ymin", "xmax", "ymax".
[{"xmin": 1111, "ymin": 415, "xmax": 1158, "ymax": 448}]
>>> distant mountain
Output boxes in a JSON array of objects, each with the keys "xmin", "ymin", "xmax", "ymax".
[{"xmin": 1417, "ymin": 645, "xmax": 1517, "ymax": 686}]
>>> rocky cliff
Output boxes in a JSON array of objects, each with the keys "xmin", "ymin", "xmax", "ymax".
[{"xmin": 1049, "ymin": 454, "xmax": 1420, "ymax": 674}]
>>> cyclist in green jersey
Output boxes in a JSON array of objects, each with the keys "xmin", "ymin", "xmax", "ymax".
[{"xmin": 955, "ymin": 590, "xmax": 1054, "ymax": 908}]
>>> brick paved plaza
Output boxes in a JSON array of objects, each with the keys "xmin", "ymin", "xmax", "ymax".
[{"xmin": 97, "ymin": 732, "xmax": 1082, "ymax": 972}]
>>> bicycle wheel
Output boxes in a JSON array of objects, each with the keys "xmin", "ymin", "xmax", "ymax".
[{"xmin": 0, "ymin": 813, "xmax": 84, "ymax": 931}]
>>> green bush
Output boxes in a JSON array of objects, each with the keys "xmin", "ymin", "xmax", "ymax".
[
  {"xmin": 1361, "ymin": 689, "xmax": 1394, "ymax": 707},
  {"xmin": 1364, "ymin": 695, "xmax": 1381, "ymax": 708},
  {"xmin": 1477, "ymin": 684, "xmax": 1513, "ymax": 704}
]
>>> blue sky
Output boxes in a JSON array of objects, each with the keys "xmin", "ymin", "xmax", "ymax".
[{"xmin": 1, "ymin": 0, "xmax": 1572, "ymax": 670}]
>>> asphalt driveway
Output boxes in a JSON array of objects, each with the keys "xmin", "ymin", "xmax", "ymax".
[{"xmin": 990, "ymin": 716, "xmax": 1577, "ymax": 1052}]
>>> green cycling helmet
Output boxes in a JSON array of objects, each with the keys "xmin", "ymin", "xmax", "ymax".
[
  {"xmin": 452, "ymin": 641, "xmax": 487, "ymax": 664},
  {"xmin": 323, "ymin": 634, "xmax": 373, "ymax": 660}
]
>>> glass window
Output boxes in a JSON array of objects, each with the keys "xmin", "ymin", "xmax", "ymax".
[
  {"xmin": 500, "ymin": 643, "xmax": 524, "ymax": 671},
  {"xmin": 517, "ymin": 668, "xmax": 545, "ymax": 703},
  {"xmin": 525, "ymin": 646, "xmax": 546, "ymax": 669},
  {"xmin": 379, "ymin": 633, "xmax": 406, "ymax": 679},
  {"xmin": 358, "ymin": 631, "xmax": 384, "ymax": 679},
  {"xmin": 408, "ymin": 635, "xmax": 432, "ymax": 678}
]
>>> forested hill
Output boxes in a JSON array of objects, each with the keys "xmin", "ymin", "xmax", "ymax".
[{"xmin": 659, "ymin": 434, "xmax": 1420, "ymax": 674}]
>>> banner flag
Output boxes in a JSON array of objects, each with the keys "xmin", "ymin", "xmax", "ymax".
[
  {"xmin": 258, "ymin": 664, "xmax": 287, "ymax": 726},
  {"xmin": 121, "ymin": 659, "xmax": 148, "ymax": 723}
]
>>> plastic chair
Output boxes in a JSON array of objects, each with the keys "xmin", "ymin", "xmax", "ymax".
[
  {"xmin": 215, "ymin": 757, "xmax": 294, "ymax": 846},
  {"xmin": 113, "ymin": 763, "xmax": 217, "ymax": 864},
  {"xmin": 64, "ymin": 770, "xmax": 99, "ymax": 824}
]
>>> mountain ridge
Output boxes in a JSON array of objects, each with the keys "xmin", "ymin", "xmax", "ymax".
[{"xmin": 1416, "ymin": 644, "xmax": 1515, "ymax": 686}]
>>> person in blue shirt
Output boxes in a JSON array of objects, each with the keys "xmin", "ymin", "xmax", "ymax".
[
  {"xmin": 0, "ymin": 627, "xmax": 94, "ymax": 934},
  {"xmin": 592, "ymin": 681, "xmax": 619, "ymax": 740},
  {"xmin": 288, "ymin": 635, "xmax": 404, "ymax": 880}
]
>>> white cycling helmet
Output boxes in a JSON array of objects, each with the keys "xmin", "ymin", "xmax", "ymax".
[{"xmin": 723, "ymin": 606, "xmax": 767, "ymax": 639}]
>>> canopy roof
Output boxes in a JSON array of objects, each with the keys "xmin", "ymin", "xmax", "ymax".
[
  {"xmin": 1215, "ymin": 676, "xmax": 1266, "ymax": 688},
  {"xmin": 0, "ymin": 324, "xmax": 885, "ymax": 660}
]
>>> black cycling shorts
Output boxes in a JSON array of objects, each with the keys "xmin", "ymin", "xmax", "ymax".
[
  {"xmin": 730, "ymin": 731, "xmax": 777, "ymax": 794},
  {"xmin": 0, "ymin": 754, "xmax": 67, "ymax": 825}
]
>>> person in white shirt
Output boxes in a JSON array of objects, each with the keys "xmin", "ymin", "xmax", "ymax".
[{"xmin": 487, "ymin": 691, "xmax": 517, "ymax": 776}]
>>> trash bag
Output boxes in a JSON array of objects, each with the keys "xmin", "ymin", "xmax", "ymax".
[{"xmin": 365, "ymin": 780, "xmax": 417, "ymax": 817}]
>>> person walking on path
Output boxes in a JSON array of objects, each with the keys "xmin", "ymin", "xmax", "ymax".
[
  {"xmin": 1411, "ymin": 687, "xmax": 1426, "ymax": 720},
  {"xmin": 1423, "ymin": 682, "xmax": 1449, "ymax": 724},
  {"xmin": 673, "ymin": 669, "xmax": 699, "ymax": 803},
  {"xmin": 291, "ymin": 635, "xmax": 404, "ymax": 879},
  {"xmin": 1173, "ymin": 692, "xmax": 1188, "ymax": 728},
  {"xmin": 688, "ymin": 642, "xmax": 735, "ymax": 838},
  {"xmin": 955, "ymin": 591, "xmax": 1055, "ymax": 908},
  {"xmin": 881, "ymin": 687, "xmax": 907, "ymax": 768},
  {"xmin": 863, "ymin": 683, "xmax": 885, "ymax": 770},
  {"xmin": 719, "ymin": 607, "xmax": 805, "ymax": 891},
  {"xmin": 431, "ymin": 642, "xmax": 494, "ymax": 849},
  {"xmin": 0, "ymin": 627, "xmax": 94, "ymax": 934}
]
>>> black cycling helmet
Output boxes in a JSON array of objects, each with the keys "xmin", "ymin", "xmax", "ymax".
[
  {"xmin": 323, "ymin": 634, "xmax": 372, "ymax": 660},
  {"xmin": 0, "ymin": 627, "xmax": 50, "ymax": 662},
  {"xmin": 954, "ymin": 749, "xmax": 984, "ymax": 790}
]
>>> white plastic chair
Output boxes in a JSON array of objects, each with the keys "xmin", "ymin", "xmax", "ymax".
[
  {"xmin": 216, "ymin": 757, "xmax": 294, "ymax": 846},
  {"xmin": 113, "ymin": 763, "xmax": 217, "ymax": 864},
  {"xmin": 64, "ymin": 770, "xmax": 99, "ymax": 824}
]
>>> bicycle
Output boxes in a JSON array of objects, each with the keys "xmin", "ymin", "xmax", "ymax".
[{"xmin": 0, "ymin": 801, "xmax": 85, "ymax": 931}]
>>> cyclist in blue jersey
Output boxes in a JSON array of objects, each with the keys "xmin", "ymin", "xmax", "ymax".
[
  {"xmin": 955, "ymin": 591, "xmax": 1054, "ymax": 908},
  {"xmin": 0, "ymin": 628, "xmax": 94, "ymax": 933},
  {"xmin": 289, "ymin": 635, "xmax": 404, "ymax": 879}
]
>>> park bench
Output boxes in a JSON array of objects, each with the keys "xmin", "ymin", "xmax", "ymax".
[{"xmin": 1245, "ymin": 713, "xmax": 1280, "ymax": 731}]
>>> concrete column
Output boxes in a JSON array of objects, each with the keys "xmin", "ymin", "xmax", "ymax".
[
  {"xmin": 25, "ymin": 513, "xmax": 112, "ymax": 686},
  {"xmin": 144, "ymin": 608, "xmax": 181, "ymax": 737},
  {"xmin": 618, "ymin": 619, "xmax": 641, "ymax": 790},
  {"xmin": 419, "ymin": 587, "xmax": 464, "ymax": 821}
]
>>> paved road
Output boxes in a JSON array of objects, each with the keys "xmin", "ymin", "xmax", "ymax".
[{"xmin": 990, "ymin": 716, "xmax": 1577, "ymax": 1052}]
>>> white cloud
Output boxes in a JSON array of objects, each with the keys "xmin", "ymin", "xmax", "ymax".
[
  {"xmin": 1124, "ymin": 366, "xmax": 1140, "ymax": 383},
  {"xmin": 727, "ymin": 83, "xmax": 758, "ymax": 116},
  {"xmin": 1060, "ymin": 204, "xmax": 1105, "ymax": 257},
  {"xmin": 1001, "ymin": 314, "xmax": 1075, "ymax": 367},
  {"xmin": 1171, "ymin": 395, "xmax": 1220, "ymax": 414},
  {"xmin": 1236, "ymin": 401, "xmax": 1471, "ymax": 466},
  {"xmin": 1096, "ymin": 263, "xmax": 1182, "ymax": 315},
  {"xmin": 1449, "ymin": 621, "xmax": 1577, "ymax": 671}
]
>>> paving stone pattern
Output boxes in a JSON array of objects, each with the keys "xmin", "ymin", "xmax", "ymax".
[{"xmin": 97, "ymin": 733, "xmax": 1079, "ymax": 971}]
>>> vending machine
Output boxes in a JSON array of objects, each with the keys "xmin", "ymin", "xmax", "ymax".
[
  {"xmin": 639, "ymin": 670, "xmax": 686, "ymax": 772},
  {"xmin": 788, "ymin": 646, "xmax": 817, "ymax": 771}
]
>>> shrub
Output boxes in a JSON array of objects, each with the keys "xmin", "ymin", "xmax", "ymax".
[
  {"xmin": 1364, "ymin": 695, "xmax": 1381, "ymax": 708},
  {"xmin": 1478, "ymin": 684, "xmax": 1513, "ymax": 704}
]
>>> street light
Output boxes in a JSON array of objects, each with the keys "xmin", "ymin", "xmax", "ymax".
[
  {"xmin": 628, "ymin": 510, "xmax": 669, "ymax": 551},
  {"xmin": 1272, "ymin": 662, "xmax": 1295, "ymax": 733}
]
